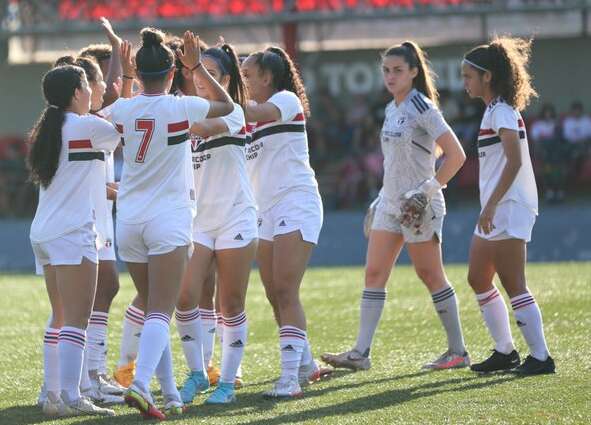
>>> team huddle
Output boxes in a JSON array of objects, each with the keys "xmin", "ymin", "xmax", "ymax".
[{"xmin": 27, "ymin": 18, "xmax": 555, "ymax": 420}]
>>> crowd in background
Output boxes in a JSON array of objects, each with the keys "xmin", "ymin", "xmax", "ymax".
[{"xmin": 1, "ymin": 91, "xmax": 591, "ymax": 217}]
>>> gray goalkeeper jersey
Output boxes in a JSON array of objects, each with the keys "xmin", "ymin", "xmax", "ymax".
[{"xmin": 380, "ymin": 89, "xmax": 451, "ymax": 217}]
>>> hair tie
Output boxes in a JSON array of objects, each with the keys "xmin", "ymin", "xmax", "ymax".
[{"xmin": 47, "ymin": 104, "xmax": 60, "ymax": 110}]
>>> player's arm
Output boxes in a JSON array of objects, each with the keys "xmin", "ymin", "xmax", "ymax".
[
  {"xmin": 106, "ymin": 182, "xmax": 119, "ymax": 200},
  {"xmin": 100, "ymin": 17, "xmax": 122, "ymax": 107},
  {"xmin": 478, "ymin": 128, "xmax": 522, "ymax": 234},
  {"xmin": 119, "ymin": 40, "xmax": 134, "ymax": 99},
  {"xmin": 191, "ymin": 118, "xmax": 229, "ymax": 139},
  {"xmin": 432, "ymin": 131, "xmax": 466, "ymax": 188},
  {"xmin": 178, "ymin": 31, "xmax": 233, "ymax": 118},
  {"xmin": 244, "ymin": 102, "xmax": 281, "ymax": 123}
]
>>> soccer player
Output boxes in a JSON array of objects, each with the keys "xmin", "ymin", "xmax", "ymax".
[
  {"xmin": 242, "ymin": 46, "xmax": 331, "ymax": 399},
  {"xmin": 322, "ymin": 41, "xmax": 469, "ymax": 371},
  {"xmin": 462, "ymin": 37, "xmax": 555, "ymax": 375},
  {"xmin": 29, "ymin": 64, "xmax": 120, "ymax": 417},
  {"xmin": 110, "ymin": 29, "xmax": 233, "ymax": 420},
  {"xmin": 175, "ymin": 42, "xmax": 256, "ymax": 405}
]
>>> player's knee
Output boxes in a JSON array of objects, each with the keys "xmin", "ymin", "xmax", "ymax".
[
  {"xmin": 176, "ymin": 290, "xmax": 197, "ymax": 311},
  {"xmin": 415, "ymin": 266, "xmax": 441, "ymax": 288},
  {"xmin": 467, "ymin": 271, "xmax": 486, "ymax": 292},
  {"xmin": 365, "ymin": 265, "xmax": 388, "ymax": 286},
  {"xmin": 273, "ymin": 284, "xmax": 299, "ymax": 309}
]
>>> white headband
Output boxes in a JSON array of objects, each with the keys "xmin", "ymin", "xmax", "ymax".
[{"xmin": 463, "ymin": 58, "xmax": 489, "ymax": 73}]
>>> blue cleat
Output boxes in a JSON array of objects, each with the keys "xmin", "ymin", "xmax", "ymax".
[
  {"xmin": 179, "ymin": 371, "xmax": 210, "ymax": 404},
  {"xmin": 204, "ymin": 382, "xmax": 236, "ymax": 404}
]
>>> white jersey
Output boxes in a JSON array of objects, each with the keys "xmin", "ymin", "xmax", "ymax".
[
  {"xmin": 380, "ymin": 89, "xmax": 451, "ymax": 217},
  {"xmin": 95, "ymin": 107, "xmax": 116, "ymax": 247},
  {"xmin": 477, "ymin": 98, "xmax": 538, "ymax": 214},
  {"xmin": 110, "ymin": 93, "xmax": 210, "ymax": 224},
  {"xmin": 192, "ymin": 103, "xmax": 256, "ymax": 232},
  {"xmin": 30, "ymin": 112, "xmax": 119, "ymax": 244},
  {"xmin": 245, "ymin": 90, "xmax": 319, "ymax": 212}
]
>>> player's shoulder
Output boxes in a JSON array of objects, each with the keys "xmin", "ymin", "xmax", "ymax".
[
  {"xmin": 269, "ymin": 90, "xmax": 300, "ymax": 107},
  {"xmin": 487, "ymin": 97, "xmax": 516, "ymax": 116},
  {"xmin": 407, "ymin": 90, "xmax": 436, "ymax": 115}
]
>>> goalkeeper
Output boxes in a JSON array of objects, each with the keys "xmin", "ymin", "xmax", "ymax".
[{"xmin": 323, "ymin": 41, "xmax": 469, "ymax": 371}]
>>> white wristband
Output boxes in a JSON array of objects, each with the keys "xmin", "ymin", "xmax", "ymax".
[{"xmin": 418, "ymin": 177, "xmax": 443, "ymax": 199}]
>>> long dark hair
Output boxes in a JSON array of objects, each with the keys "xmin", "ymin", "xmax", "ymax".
[
  {"xmin": 136, "ymin": 27, "xmax": 174, "ymax": 83},
  {"xmin": 383, "ymin": 41, "xmax": 439, "ymax": 106},
  {"xmin": 27, "ymin": 65, "xmax": 85, "ymax": 188},
  {"xmin": 54, "ymin": 55, "xmax": 100, "ymax": 83},
  {"xmin": 464, "ymin": 36, "xmax": 537, "ymax": 111},
  {"xmin": 203, "ymin": 43, "xmax": 248, "ymax": 108},
  {"xmin": 249, "ymin": 46, "xmax": 310, "ymax": 117}
]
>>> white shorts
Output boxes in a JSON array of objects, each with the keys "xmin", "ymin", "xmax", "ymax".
[
  {"xmin": 258, "ymin": 191, "xmax": 323, "ymax": 244},
  {"xmin": 193, "ymin": 207, "xmax": 258, "ymax": 251},
  {"xmin": 474, "ymin": 200, "xmax": 536, "ymax": 242},
  {"xmin": 117, "ymin": 208, "xmax": 193, "ymax": 263},
  {"xmin": 372, "ymin": 202, "xmax": 443, "ymax": 243},
  {"xmin": 32, "ymin": 222, "xmax": 98, "ymax": 270},
  {"xmin": 98, "ymin": 214, "xmax": 116, "ymax": 261}
]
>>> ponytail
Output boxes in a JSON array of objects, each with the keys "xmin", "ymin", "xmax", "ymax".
[
  {"xmin": 27, "ymin": 65, "xmax": 84, "ymax": 188},
  {"xmin": 464, "ymin": 36, "xmax": 537, "ymax": 111},
  {"xmin": 383, "ymin": 41, "xmax": 439, "ymax": 106},
  {"xmin": 250, "ymin": 46, "xmax": 310, "ymax": 117},
  {"xmin": 203, "ymin": 43, "xmax": 248, "ymax": 108}
]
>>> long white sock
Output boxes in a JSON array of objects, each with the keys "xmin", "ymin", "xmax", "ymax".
[
  {"xmin": 301, "ymin": 338, "xmax": 313, "ymax": 366},
  {"xmin": 155, "ymin": 340, "xmax": 180, "ymax": 400},
  {"xmin": 43, "ymin": 327, "xmax": 60, "ymax": 394},
  {"xmin": 87, "ymin": 311, "xmax": 108, "ymax": 373},
  {"xmin": 80, "ymin": 346, "xmax": 92, "ymax": 391},
  {"xmin": 175, "ymin": 307, "xmax": 206, "ymax": 374},
  {"xmin": 58, "ymin": 326, "xmax": 86, "ymax": 402},
  {"xmin": 118, "ymin": 305, "xmax": 144, "ymax": 367},
  {"xmin": 220, "ymin": 312, "xmax": 247, "ymax": 384},
  {"xmin": 279, "ymin": 326, "xmax": 306, "ymax": 381},
  {"xmin": 511, "ymin": 292, "xmax": 550, "ymax": 361},
  {"xmin": 431, "ymin": 285, "xmax": 466, "ymax": 354},
  {"xmin": 133, "ymin": 313, "xmax": 170, "ymax": 392},
  {"xmin": 476, "ymin": 287, "xmax": 515, "ymax": 354},
  {"xmin": 199, "ymin": 308, "xmax": 217, "ymax": 367},
  {"xmin": 354, "ymin": 288, "xmax": 386, "ymax": 358}
]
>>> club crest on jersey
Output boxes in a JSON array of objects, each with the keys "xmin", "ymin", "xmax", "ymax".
[
  {"xmin": 190, "ymin": 135, "xmax": 203, "ymax": 152},
  {"xmin": 105, "ymin": 239, "xmax": 112, "ymax": 248},
  {"xmin": 397, "ymin": 116, "xmax": 406, "ymax": 126}
]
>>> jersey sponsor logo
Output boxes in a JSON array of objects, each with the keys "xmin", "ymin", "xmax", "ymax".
[{"xmin": 246, "ymin": 141, "xmax": 263, "ymax": 160}]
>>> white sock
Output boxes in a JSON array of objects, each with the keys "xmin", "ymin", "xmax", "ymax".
[
  {"xmin": 279, "ymin": 326, "xmax": 306, "ymax": 381},
  {"xmin": 476, "ymin": 287, "xmax": 515, "ymax": 354},
  {"xmin": 87, "ymin": 311, "xmax": 108, "ymax": 373},
  {"xmin": 118, "ymin": 305, "xmax": 144, "ymax": 367},
  {"xmin": 58, "ymin": 326, "xmax": 86, "ymax": 402},
  {"xmin": 216, "ymin": 313, "xmax": 224, "ymax": 345},
  {"xmin": 354, "ymin": 288, "xmax": 386, "ymax": 357},
  {"xmin": 80, "ymin": 346, "xmax": 92, "ymax": 391},
  {"xmin": 199, "ymin": 308, "xmax": 216, "ymax": 367},
  {"xmin": 155, "ymin": 340, "xmax": 180, "ymax": 399},
  {"xmin": 301, "ymin": 338, "xmax": 313, "ymax": 366},
  {"xmin": 175, "ymin": 307, "xmax": 206, "ymax": 375},
  {"xmin": 220, "ymin": 312, "xmax": 247, "ymax": 384},
  {"xmin": 43, "ymin": 327, "xmax": 60, "ymax": 394},
  {"xmin": 431, "ymin": 285, "xmax": 466, "ymax": 354},
  {"xmin": 511, "ymin": 292, "xmax": 550, "ymax": 361},
  {"xmin": 133, "ymin": 313, "xmax": 170, "ymax": 392}
]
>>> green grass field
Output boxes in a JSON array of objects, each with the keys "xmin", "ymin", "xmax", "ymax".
[{"xmin": 1, "ymin": 262, "xmax": 590, "ymax": 425}]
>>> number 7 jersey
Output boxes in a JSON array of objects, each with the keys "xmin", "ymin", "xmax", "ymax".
[{"xmin": 110, "ymin": 93, "xmax": 210, "ymax": 224}]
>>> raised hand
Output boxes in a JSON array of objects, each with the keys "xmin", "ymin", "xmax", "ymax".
[
  {"xmin": 100, "ymin": 17, "xmax": 122, "ymax": 47},
  {"xmin": 177, "ymin": 31, "xmax": 201, "ymax": 70},
  {"xmin": 120, "ymin": 40, "xmax": 135, "ymax": 78}
]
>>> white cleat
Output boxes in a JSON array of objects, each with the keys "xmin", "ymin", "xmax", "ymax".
[
  {"xmin": 163, "ymin": 394, "xmax": 184, "ymax": 416},
  {"xmin": 81, "ymin": 386, "xmax": 125, "ymax": 406},
  {"xmin": 263, "ymin": 376, "xmax": 303, "ymax": 399},
  {"xmin": 95, "ymin": 374, "xmax": 125, "ymax": 395},
  {"xmin": 61, "ymin": 395, "xmax": 115, "ymax": 417},
  {"xmin": 298, "ymin": 360, "xmax": 333, "ymax": 386},
  {"xmin": 42, "ymin": 392, "xmax": 64, "ymax": 417},
  {"xmin": 321, "ymin": 349, "xmax": 371, "ymax": 371},
  {"xmin": 422, "ymin": 351, "xmax": 471, "ymax": 370}
]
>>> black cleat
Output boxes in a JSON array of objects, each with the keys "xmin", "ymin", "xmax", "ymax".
[
  {"xmin": 512, "ymin": 355, "xmax": 555, "ymax": 375},
  {"xmin": 470, "ymin": 349, "xmax": 520, "ymax": 373}
]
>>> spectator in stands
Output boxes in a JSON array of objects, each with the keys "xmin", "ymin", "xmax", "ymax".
[
  {"xmin": 562, "ymin": 100, "xmax": 591, "ymax": 180},
  {"xmin": 531, "ymin": 103, "xmax": 568, "ymax": 202}
]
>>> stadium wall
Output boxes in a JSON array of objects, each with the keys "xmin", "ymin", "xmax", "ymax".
[
  {"xmin": 1, "ymin": 204, "xmax": 590, "ymax": 272},
  {"xmin": 1, "ymin": 37, "xmax": 591, "ymax": 136}
]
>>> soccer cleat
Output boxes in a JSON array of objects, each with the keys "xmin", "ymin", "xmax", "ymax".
[
  {"xmin": 512, "ymin": 355, "xmax": 555, "ymax": 375},
  {"xmin": 81, "ymin": 386, "xmax": 125, "ymax": 405},
  {"xmin": 179, "ymin": 371, "xmax": 210, "ymax": 404},
  {"xmin": 125, "ymin": 384, "xmax": 165, "ymax": 421},
  {"xmin": 470, "ymin": 349, "xmax": 521, "ymax": 373},
  {"xmin": 298, "ymin": 360, "xmax": 334, "ymax": 385},
  {"xmin": 422, "ymin": 351, "xmax": 471, "ymax": 370},
  {"xmin": 321, "ymin": 349, "xmax": 371, "ymax": 371},
  {"xmin": 114, "ymin": 360, "xmax": 135, "ymax": 388},
  {"xmin": 61, "ymin": 395, "xmax": 115, "ymax": 417},
  {"xmin": 262, "ymin": 376, "xmax": 303, "ymax": 399},
  {"xmin": 96, "ymin": 374, "xmax": 125, "ymax": 395},
  {"xmin": 207, "ymin": 365, "xmax": 221, "ymax": 386},
  {"xmin": 204, "ymin": 382, "xmax": 236, "ymax": 404},
  {"xmin": 37, "ymin": 383, "xmax": 47, "ymax": 407},
  {"xmin": 41, "ymin": 392, "xmax": 63, "ymax": 417},
  {"xmin": 163, "ymin": 393, "xmax": 185, "ymax": 416}
]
